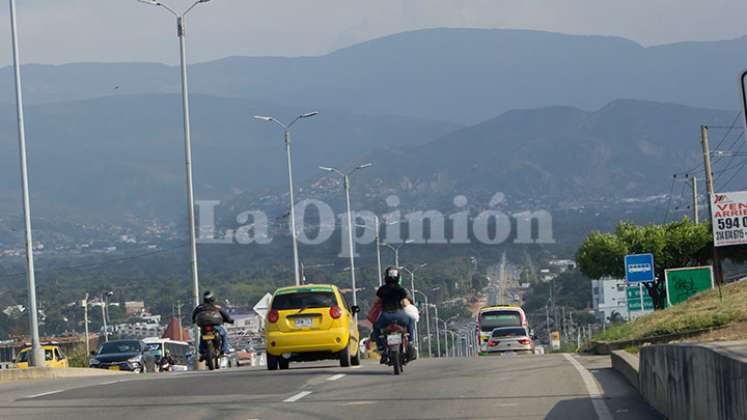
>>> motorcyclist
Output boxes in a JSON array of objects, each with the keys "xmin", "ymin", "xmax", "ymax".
[
  {"xmin": 159, "ymin": 349, "xmax": 176, "ymax": 372},
  {"xmin": 372, "ymin": 266, "xmax": 416, "ymax": 362},
  {"xmin": 192, "ymin": 291, "xmax": 234, "ymax": 357}
]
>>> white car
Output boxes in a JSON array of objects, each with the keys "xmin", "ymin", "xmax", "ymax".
[{"xmin": 485, "ymin": 327, "xmax": 535, "ymax": 354}]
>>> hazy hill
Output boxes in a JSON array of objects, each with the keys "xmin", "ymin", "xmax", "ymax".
[
  {"xmin": 357, "ymin": 99, "xmax": 740, "ymax": 204},
  {"xmin": 2, "ymin": 29, "xmax": 747, "ymax": 124},
  {"xmin": 0, "ymin": 94, "xmax": 459, "ymax": 221}
]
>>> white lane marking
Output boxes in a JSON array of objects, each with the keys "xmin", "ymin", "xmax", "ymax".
[
  {"xmin": 99, "ymin": 380, "xmax": 120, "ymax": 385},
  {"xmin": 327, "ymin": 374, "xmax": 346, "ymax": 381},
  {"xmin": 563, "ymin": 354, "xmax": 613, "ymax": 420},
  {"xmin": 25, "ymin": 389, "xmax": 63, "ymax": 399},
  {"xmin": 283, "ymin": 391, "xmax": 312, "ymax": 403},
  {"xmin": 351, "ymin": 365, "xmax": 362, "ymax": 369}
]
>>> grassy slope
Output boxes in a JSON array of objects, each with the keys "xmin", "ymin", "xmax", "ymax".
[{"xmin": 595, "ymin": 280, "xmax": 747, "ymax": 342}]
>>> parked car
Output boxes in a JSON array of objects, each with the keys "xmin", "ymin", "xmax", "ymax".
[
  {"xmin": 14, "ymin": 343, "xmax": 69, "ymax": 368},
  {"xmin": 265, "ymin": 284, "xmax": 361, "ymax": 370},
  {"xmin": 89, "ymin": 339, "xmax": 154, "ymax": 373},
  {"xmin": 485, "ymin": 327, "xmax": 535, "ymax": 354}
]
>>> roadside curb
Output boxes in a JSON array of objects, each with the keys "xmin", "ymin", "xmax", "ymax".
[
  {"xmin": 0, "ymin": 367, "xmax": 132, "ymax": 384},
  {"xmin": 609, "ymin": 350, "xmax": 639, "ymax": 392},
  {"xmin": 588, "ymin": 327, "xmax": 722, "ymax": 355}
]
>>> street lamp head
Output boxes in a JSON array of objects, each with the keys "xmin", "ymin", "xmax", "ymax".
[
  {"xmin": 319, "ymin": 166, "xmax": 334, "ymax": 172},
  {"xmin": 253, "ymin": 115, "xmax": 273, "ymax": 122},
  {"xmin": 356, "ymin": 163, "xmax": 373, "ymax": 170},
  {"xmin": 404, "ymin": 239, "xmax": 415, "ymax": 245},
  {"xmin": 136, "ymin": 0, "xmax": 159, "ymax": 5},
  {"xmin": 300, "ymin": 111, "xmax": 319, "ymax": 119}
]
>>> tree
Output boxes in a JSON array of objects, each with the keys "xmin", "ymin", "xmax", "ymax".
[{"xmin": 576, "ymin": 219, "xmax": 744, "ymax": 309}]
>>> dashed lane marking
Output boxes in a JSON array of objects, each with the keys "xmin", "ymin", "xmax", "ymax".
[
  {"xmin": 327, "ymin": 374, "xmax": 346, "ymax": 381},
  {"xmin": 24, "ymin": 389, "xmax": 64, "ymax": 399},
  {"xmin": 283, "ymin": 391, "xmax": 312, "ymax": 403},
  {"xmin": 563, "ymin": 354, "xmax": 613, "ymax": 420}
]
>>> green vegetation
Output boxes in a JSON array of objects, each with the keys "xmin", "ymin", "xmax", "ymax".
[
  {"xmin": 577, "ymin": 219, "xmax": 746, "ymax": 309},
  {"xmin": 594, "ymin": 280, "xmax": 747, "ymax": 342}
]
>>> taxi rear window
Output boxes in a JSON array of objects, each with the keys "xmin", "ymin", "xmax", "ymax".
[{"xmin": 272, "ymin": 292, "xmax": 337, "ymax": 310}]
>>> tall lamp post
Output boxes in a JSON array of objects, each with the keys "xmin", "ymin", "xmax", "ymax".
[
  {"xmin": 7, "ymin": 0, "xmax": 43, "ymax": 367},
  {"xmin": 430, "ymin": 305, "xmax": 441, "ymax": 357},
  {"xmin": 319, "ymin": 164, "xmax": 372, "ymax": 310},
  {"xmin": 412, "ymin": 290, "xmax": 431, "ymax": 357},
  {"xmin": 382, "ymin": 240, "xmax": 413, "ymax": 268},
  {"xmin": 401, "ymin": 264, "xmax": 427, "ymax": 358},
  {"xmin": 137, "ymin": 0, "xmax": 214, "ymax": 351},
  {"xmin": 255, "ymin": 112, "xmax": 319, "ymax": 285}
]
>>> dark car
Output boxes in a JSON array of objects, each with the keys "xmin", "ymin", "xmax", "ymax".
[{"xmin": 89, "ymin": 340, "xmax": 154, "ymax": 373}]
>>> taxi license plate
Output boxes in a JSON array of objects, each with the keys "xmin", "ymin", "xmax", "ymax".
[
  {"xmin": 387, "ymin": 334, "xmax": 402, "ymax": 345},
  {"xmin": 295, "ymin": 318, "xmax": 313, "ymax": 328},
  {"xmin": 202, "ymin": 334, "xmax": 215, "ymax": 340},
  {"xmin": 108, "ymin": 366, "xmax": 120, "ymax": 371}
]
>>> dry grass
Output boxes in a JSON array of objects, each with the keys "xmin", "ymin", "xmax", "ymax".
[{"xmin": 596, "ymin": 280, "xmax": 747, "ymax": 342}]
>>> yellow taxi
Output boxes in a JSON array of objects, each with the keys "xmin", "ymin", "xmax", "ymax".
[
  {"xmin": 14, "ymin": 344, "xmax": 69, "ymax": 368},
  {"xmin": 265, "ymin": 284, "xmax": 361, "ymax": 370}
]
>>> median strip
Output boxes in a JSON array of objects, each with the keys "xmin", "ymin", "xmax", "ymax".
[{"xmin": 283, "ymin": 391, "xmax": 312, "ymax": 403}]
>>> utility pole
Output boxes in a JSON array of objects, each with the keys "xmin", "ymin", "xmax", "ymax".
[
  {"xmin": 101, "ymin": 300, "xmax": 108, "ymax": 343},
  {"xmin": 701, "ymin": 125, "xmax": 723, "ymax": 286},
  {"xmin": 83, "ymin": 294, "xmax": 90, "ymax": 356},
  {"xmin": 692, "ymin": 176, "xmax": 699, "ymax": 223},
  {"xmin": 176, "ymin": 301, "xmax": 183, "ymax": 342}
]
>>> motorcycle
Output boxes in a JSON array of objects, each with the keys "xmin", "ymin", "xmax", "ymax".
[
  {"xmin": 199, "ymin": 324, "xmax": 223, "ymax": 371},
  {"xmin": 158, "ymin": 357, "xmax": 172, "ymax": 373},
  {"xmin": 381, "ymin": 324, "xmax": 410, "ymax": 375}
]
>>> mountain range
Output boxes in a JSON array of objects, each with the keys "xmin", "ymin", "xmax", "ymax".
[{"xmin": 2, "ymin": 28, "xmax": 747, "ymax": 124}]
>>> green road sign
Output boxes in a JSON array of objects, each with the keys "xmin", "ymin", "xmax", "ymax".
[
  {"xmin": 665, "ymin": 266, "xmax": 714, "ymax": 306},
  {"xmin": 626, "ymin": 285, "xmax": 654, "ymax": 312}
]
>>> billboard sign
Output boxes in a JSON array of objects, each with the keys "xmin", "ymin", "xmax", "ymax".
[
  {"xmin": 625, "ymin": 253, "xmax": 655, "ymax": 283},
  {"xmin": 665, "ymin": 266, "xmax": 714, "ymax": 306},
  {"xmin": 711, "ymin": 191, "xmax": 747, "ymax": 247}
]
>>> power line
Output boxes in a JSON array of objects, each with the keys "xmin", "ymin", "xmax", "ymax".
[{"xmin": 720, "ymin": 158, "xmax": 747, "ymax": 191}]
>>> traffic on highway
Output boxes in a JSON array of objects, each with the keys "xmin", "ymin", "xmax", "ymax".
[{"xmin": 2, "ymin": 1, "xmax": 747, "ymax": 419}]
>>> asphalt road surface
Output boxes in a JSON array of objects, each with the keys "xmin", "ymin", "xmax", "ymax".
[{"xmin": 0, "ymin": 354, "xmax": 661, "ymax": 420}]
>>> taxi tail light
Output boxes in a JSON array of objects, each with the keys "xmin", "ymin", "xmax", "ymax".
[
  {"xmin": 203, "ymin": 325, "xmax": 213, "ymax": 332},
  {"xmin": 268, "ymin": 309, "xmax": 279, "ymax": 323},
  {"xmin": 488, "ymin": 339, "xmax": 499, "ymax": 347},
  {"xmin": 330, "ymin": 306, "xmax": 343, "ymax": 319},
  {"xmin": 518, "ymin": 338, "xmax": 531, "ymax": 345}
]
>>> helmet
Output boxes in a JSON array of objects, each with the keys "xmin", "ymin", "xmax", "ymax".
[
  {"xmin": 203, "ymin": 291, "xmax": 216, "ymax": 304},
  {"xmin": 384, "ymin": 266, "xmax": 401, "ymax": 285}
]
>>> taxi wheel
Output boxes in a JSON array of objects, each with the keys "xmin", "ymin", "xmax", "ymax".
[
  {"xmin": 351, "ymin": 347, "xmax": 361, "ymax": 366},
  {"xmin": 267, "ymin": 355, "xmax": 279, "ymax": 371},
  {"xmin": 279, "ymin": 358, "xmax": 290, "ymax": 370},
  {"xmin": 339, "ymin": 346, "xmax": 352, "ymax": 368}
]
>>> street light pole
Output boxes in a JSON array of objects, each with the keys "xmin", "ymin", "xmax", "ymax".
[
  {"xmin": 82, "ymin": 294, "xmax": 90, "ymax": 356},
  {"xmin": 320, "ymin": 164, "xmax": 372, "ymax": 311},
  {"xmin": 137, "ymin": 0, "xmax": 213, "ymax": 353},
  {"xmin": 431, "ymin": 305, "xmax": 441, "ymax": 357},
  {"xmin": 374, "ymin": 216, "xmax": 383, "ymax": 286},
  {"xmin": 382, "ymin": 240, "xmax": 413, "ymax": 268},
  {"xmin": 8, "ymin": 0, "xmax": 43, "ymax": 367},
  {"xmin": 413, "ymin": 290, "xmax": 431, "ymax": 357},
  {"xmin": 255, "ymin": 112, "xmax": 319, "ymax": 285}
]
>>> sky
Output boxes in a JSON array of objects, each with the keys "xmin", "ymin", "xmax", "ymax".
[{"xmin": 0, "ymin": 0, "xmax": 746, "ymax": 66}]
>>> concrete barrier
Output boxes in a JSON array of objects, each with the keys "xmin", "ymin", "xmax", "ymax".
[
  {"xmin": 0, "ymin": 367, "xmax": 132, "ymax": 384},
  {"xmin": 639, "ymin": 340, "xmax": 747, "ymax": 420},
  {"xmin": 610, "ymin": 350, "xmax": 640, "ymax": 392}
]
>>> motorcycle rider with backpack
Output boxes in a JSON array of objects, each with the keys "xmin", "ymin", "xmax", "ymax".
[{"xmin": 192, "ymin": 291, "xmax": 234, "ymax": 357}]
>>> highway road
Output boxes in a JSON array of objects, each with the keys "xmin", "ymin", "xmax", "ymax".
[{"xmin": 0, "ymin": 354, "xmax": 661, "ymax": 420}]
